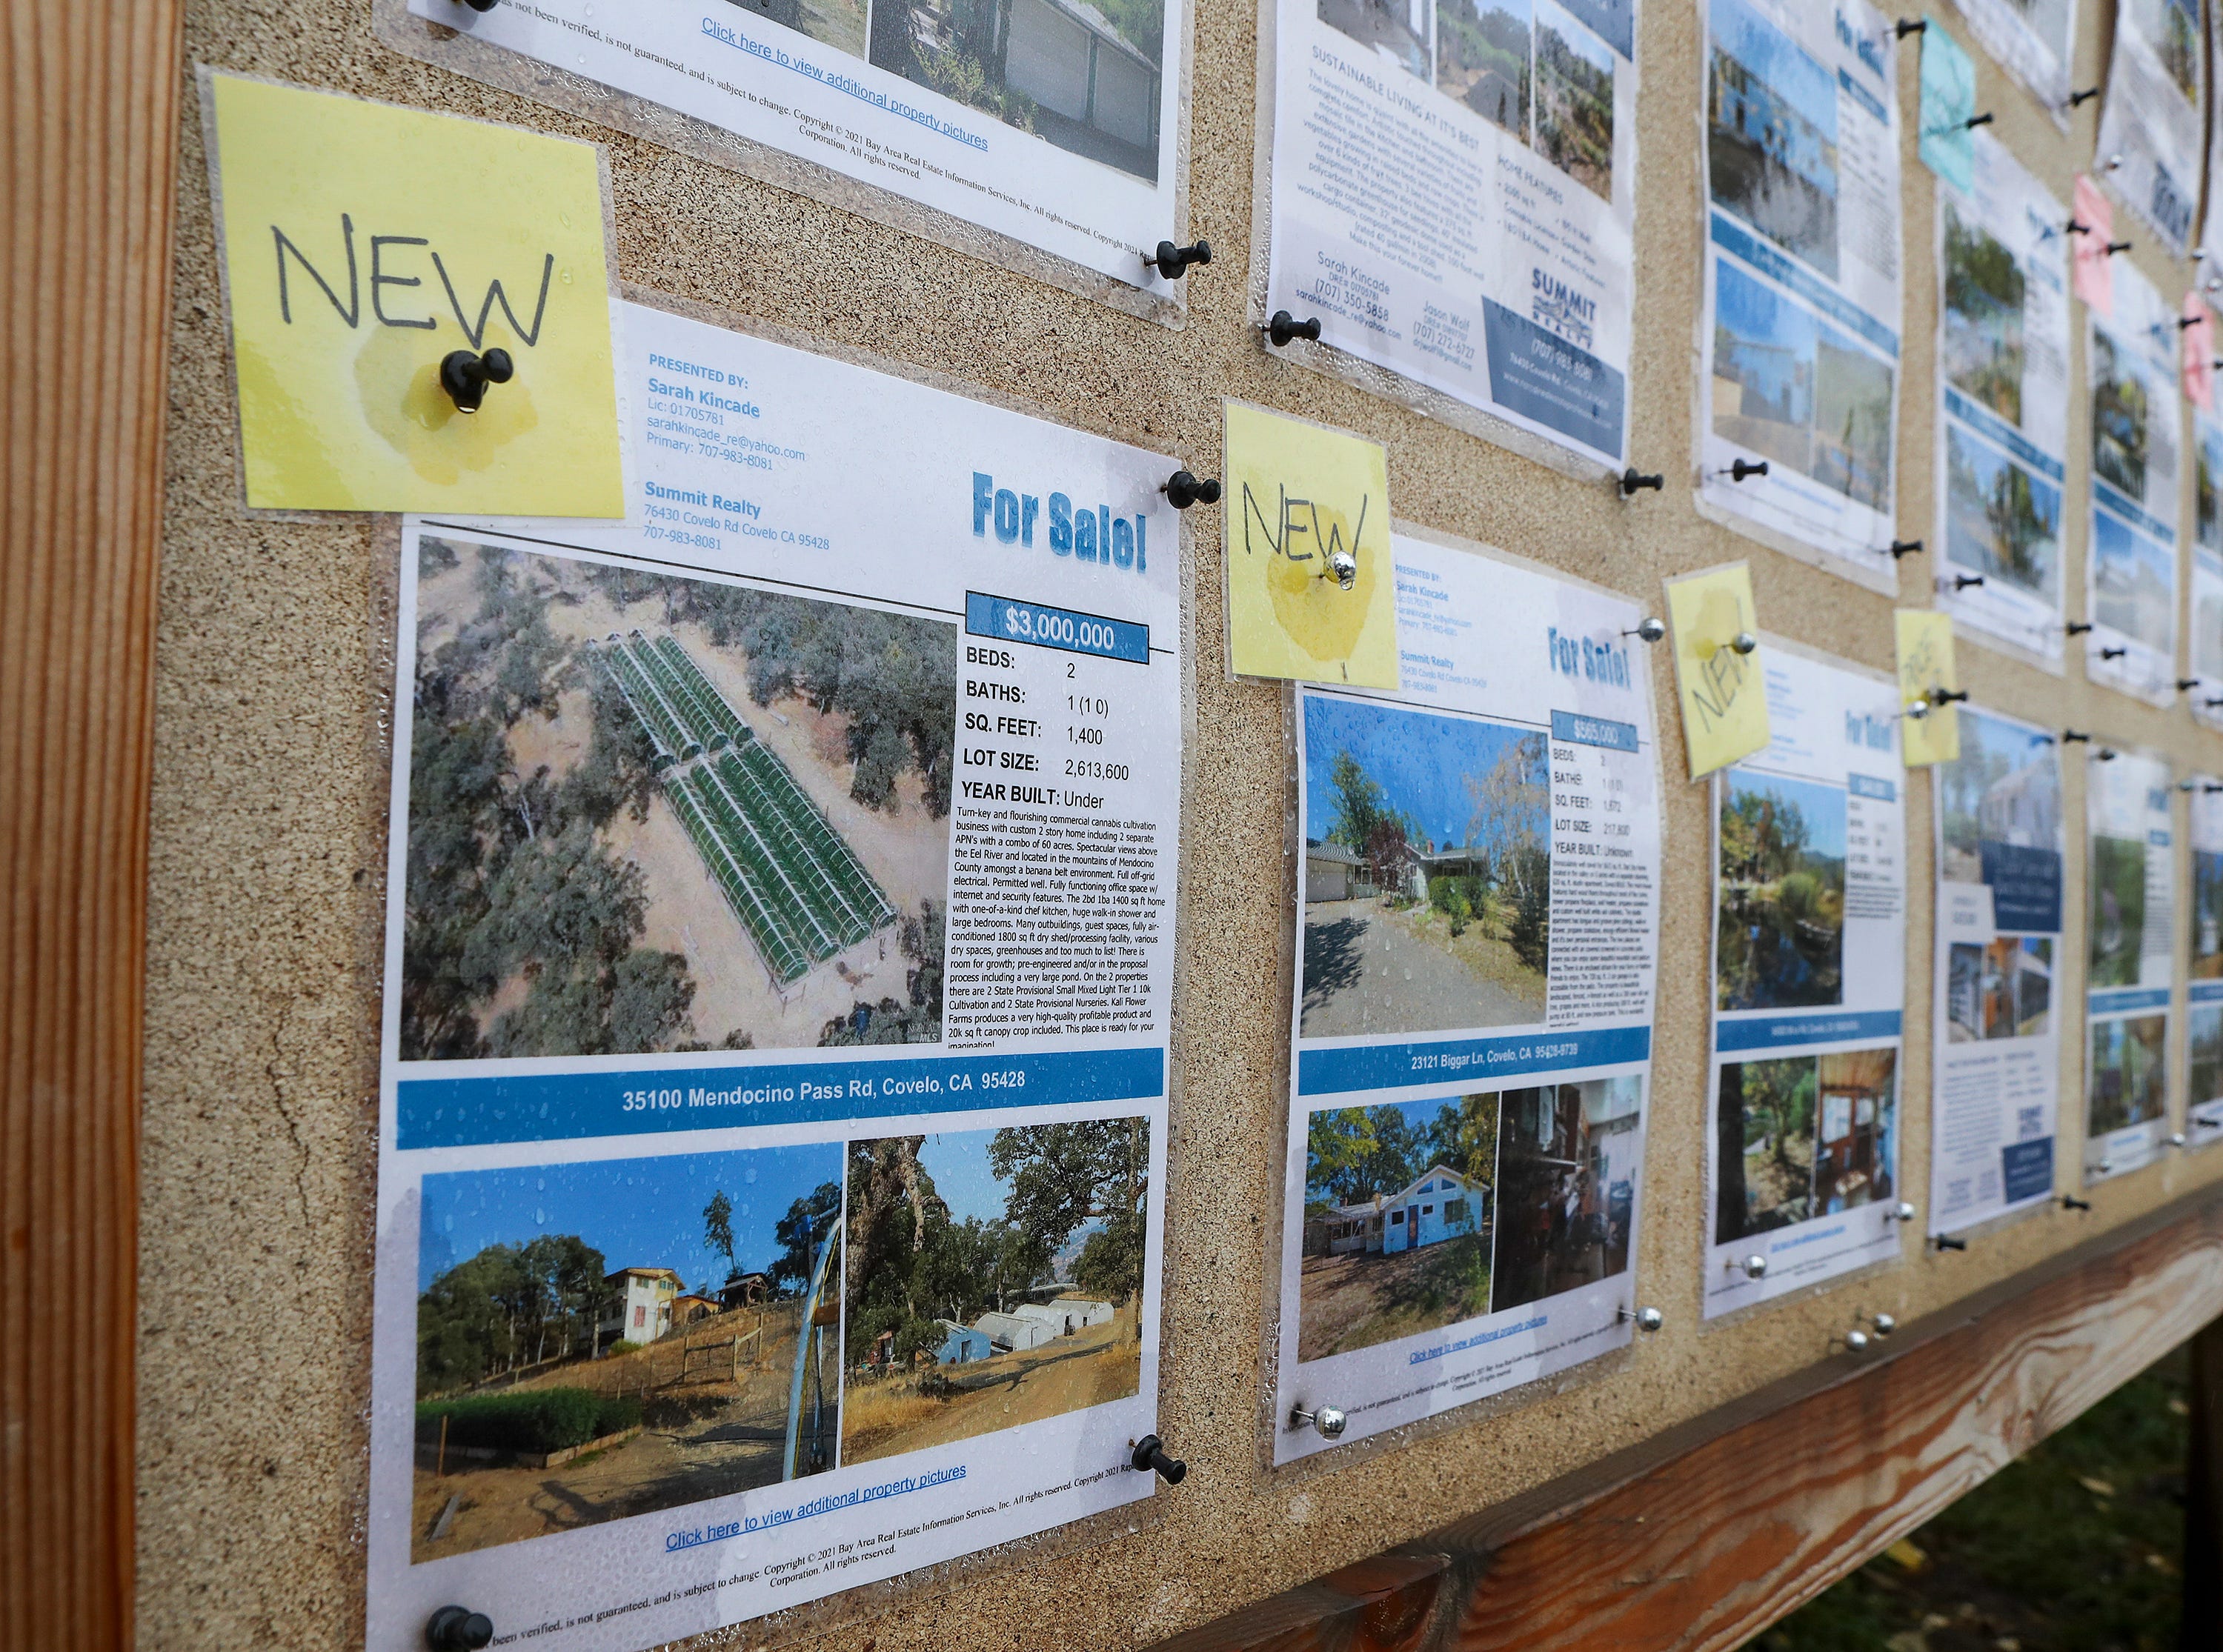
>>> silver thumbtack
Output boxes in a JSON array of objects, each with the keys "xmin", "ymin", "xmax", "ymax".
[
  {"xmin": 1735, "ymin": 1253, "xmax": 1768, "ymax": 1279},
  {"xmin": 1731, "ymin": 632, "xmax": 1758, "ymax": 656},
  {"xmin": 1906, "ymin": 699, "xmax": 1931, "ymax": 720},
  {"xmin": 1624, "ymin": 616, "xmax": 1667, "ymax": 643},
  {"xmin": 1887, "ymin": 1201, "xmax": 1918, "ymax": 1222},
  {"xmin": 2106, "ymin": 153, "xmax": 2124, "ymax": 170},
  {"xmin": 2099, "ymin": 1159, "xmax": 2115, "ymax": 1173},
  {"xmin": 1326, "ymin": 547, "xmax": 1358, "ymax": 590},
  {"xmin": 2168, "ymin": 1132, "xmax": 2187, "ymax": 1148},
  {"xmin": 1289, "ymin": 1403, "xmax": 1346, "ymax": 1439},
  {"xmin": 1870, "ymin": 1313, "xmax": 1897, "ymax": 1336},
  {"xmin": 1841, "ymin": 1328, "xmax": 1871, "ymax": 1353},
  {"xmin": 1618, "ymin": 1305, "xmax": 1665, "ymax": 1331}
]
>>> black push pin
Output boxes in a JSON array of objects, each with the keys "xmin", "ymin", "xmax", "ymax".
[
  {"xmin": 1727, "ymin": 457, "xmax": 1769, "ymax": 482},
  {"xmin": 1623, "ymin": 617, "xmax": 1667, "ymax": 643},
  {"xmin": 1130, "ymin": 1433, "xmax": 1186, "ymax": 1484},
  {"xmin": 1889, "ymin": 539, "xmax": 1924, "ymax": 558},
  {"xmin": 2095, "ymin": 747, "xmax": 2119, "ymax": 761},
  {"xmin": 2182, "ymin": 315, "xmax": 2207, "ymax": 330},
  {"xmin": 2178, "ymin": 679, "xmax": 2202, "ymax": 691},
  {"xmin": 2068, "ymin": 85, "xmax": 2101, "ymax": 107},
  {"xmin": 2061, "ymin": 1194, "xmax": 2092, "ymax": 1212},
  {"xmin": 2100, "ymin": 645, "xmax": 2127, "ymax": 659},
  {"xmin": 2066, "ymin": 620, "xmax": 2093, "ymax": 635},
  {"xmin": 1162, "ymin": 470, "xmax": 1221, "ymax": 510},
  {"xmin": 2199, "ymin": 1115, "xmax": 2223, "ymax": 1130},
  {"xmin": 1619, "ymin": 468, "xmax": 1664, "ymax": 495},
  {"xmin": 2208, "ymin": 696, "xmax": 2223, "ymax": 709},
  {"xmin": 1927, "ymin": 686, "xmax": 1968, "ymax": 705},
  {"xmin": 439, "ymin": 347, "xmax": 513, "ymax": 414},
  {"xmin": 1951, "ymin": 573, "xmax": 1984, "ymax": 590},
  {"xmin": 2105, "ymin": 239, "xmax": 2133, "ymax": 256},
  {"xmin": 2061, "ymin": 729, "xmax": 2092, "ymax": 743},
  {"xmin": 2067, "ymin": 219, "xmax": 2093, "ymax": 235},
  {"xmin": 1266, "ymin": 310, "xmax": 1323, "ymax": 347},
  {"xmin": 426, "ymin": 1606, "xmax": 495, "ymax": 1651},
  {"xmin": 1932, "ymin": 1233, "xmax": 1968, "ymax": 1252},
  {"xmin": 1895, "ymin": 16, "xmax": 1926, "ymax": 36},
  {"xmin": 1961, "ymin": 112, "xmax": 1994, "ymax": 130},
  {"xmin": 1144, "ymin": 239, "xmax": 1211, "ymax": 279}
]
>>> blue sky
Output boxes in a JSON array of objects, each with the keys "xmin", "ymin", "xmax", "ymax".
[
  {"xmin": 1303, "ymin": 697, "xmax": 1544, "ymax": 853},
  {"xmin": 914, "ymin": 1128, "xmax": 1011, "ymax": 1227},
  {"xmin": 1725, "ymin": 768, "xmax": 1847, "ymax": 860},
  {"xmin": 1712, "ymin": 0, "xmax": 1836, "ymax": 139},
  {"xmin": 417, "ymin": 1143, "xmax": 842, "ymax": 1293},
  {"xmin": 2092, "ymin": 507, "xmax": 2173, "ymax": 591},
  {"xmin": 1539, "ymin": 0, "xmax": 1615, "ymax": 76},
  {"xmin": 1717, "ymin": 259, "xmax": 1817, "ymax": 361}
]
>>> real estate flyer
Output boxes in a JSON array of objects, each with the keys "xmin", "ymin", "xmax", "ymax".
[
  {"xmin": 2082, "ymin": 747, "xmax": 2176, "ymax": 1182},
  {"xmin": 365, "ymin": 299, "xmax": 1183, "ymax": 1651},
  {"xmin": 1275, "ymin": 528, "xmax": 1661, "ymax": 1464},
  {"xmin": 1696, "ymin": 0, "xmax": 1902, "ymax": 587},
  {"xmin": 1261, "ymin": 0, "xmax": 1639, "ymax": 473},
  {"xmin": 1930, "ymin": 705, "xmax": 2064, "ymax": 1235},
  {"xmin": 2186, "ymin": 777, "xmax": 2223, "ymax": 1142},
  {"xmin": 1704, "ymin": 645, "xmax": 1905, "ymax": 1318},
  {"xmin": 394, "ymin": 0, "xmax": 1186, "ymax": 299},
  {"xmin": 2201, "ymin": 21, "xmax": 2223, "ymax": 268},
  {"xmin": 2190, "ymin": 413, "xmax": 2223, "ymax": 729},
  {"xmin": 2094, "ymin": 0, "xmax": 2204, "ymax": 256},
  {"xmin": 2084, "ymin": 263, "xmax": 2183, "ymax": 706},
  {"xmin": 1933, "ymin": 130, "xmax": 2070, "ymax": 668},
  {"xmin": 1950, "ymin": 0, "xmax": 2078, "ymax": 115}
]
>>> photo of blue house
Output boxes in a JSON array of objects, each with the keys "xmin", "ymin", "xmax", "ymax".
[{"xmin": 1316, "ymin": 1163, "xmax": 1489, "ymax": 1256}]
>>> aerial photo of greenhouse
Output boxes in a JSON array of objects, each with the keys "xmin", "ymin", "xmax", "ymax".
[{"xmin": 591, "ymin": 629, "xmax": 900, "ymax": 988}]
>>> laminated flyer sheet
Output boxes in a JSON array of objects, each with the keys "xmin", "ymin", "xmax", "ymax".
[
  {"xmin": 1260, "ymin": 0, "xmax": 1639, "ymax": 472},
  {"xmin": 1930, "ymin": 705, "xmax": 2064, "ymax": 1235},
  {"xmin": 2202, "ymin": 23, "xmax": 2223, "ymax": 270},
  {"xmin": 1274, "ymin": 530, "xmax": 1660, "ymax": 1463},
  {"xmin": 1704, "ymin": 645, "xmax": 1905, "ymax": 1318},
  {"xmin": 2192, "ymin": 413, "xmax": 2223, "ymax": 730},
  {"xmin": 2084, "ymin": 263, "xmax": 2183, "ymax": 706},
  {"xmin": 2095, "ymin": 0, "xmax": 2204, "ymax": 255},
  {"xmin": 1697, "ymin": 0, "xmax": 1902, "ymax": 587},
  {"xmin": 1933, "ymin": 132, "xmax": 2070, "ymax": 667},
  {"xmin": 2082, "ymin": 747, "xmax": 2176, "ymax": 1182},
  {"xmin": 395, "ymin": 0, "xmax": 1186, "ymax": 299},
  {"xmin": 365, "ymin": 299, "xmax": 1183, "ymax": 1651},
  {"xmin": 2187, "ymin": 779, "xmax": 2223, "ymax": 1139},
  {"xmin": 1950, "ymin": 0, "xmax": 2077, "ymax": 114}
]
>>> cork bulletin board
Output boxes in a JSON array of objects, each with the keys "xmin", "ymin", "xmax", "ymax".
[{"xmin": 136, "ymin": 1, "xmax": 2223, "ymax": 1649}]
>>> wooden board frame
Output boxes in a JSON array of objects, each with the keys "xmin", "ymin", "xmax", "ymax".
[{"xmin": 1150, "ymin": 1182, "xmax": 2223, "ymax": 1652}]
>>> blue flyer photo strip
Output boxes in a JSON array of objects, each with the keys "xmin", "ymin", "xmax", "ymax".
[
  {"xmin": 966, "ymin": 591, "xmax": 1149, "ymax": 664},
  {"xmin": 1296, "ymin": 1025, "xmax": 1652, "ymax": 1097},
  {"xmin": 396, "ymin": 1046, "xmax": 1166, "ymax": 1149}
]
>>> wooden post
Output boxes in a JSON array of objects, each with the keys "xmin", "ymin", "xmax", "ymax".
[
  {"xmin": 2186, "ymin": 1316, "xmax": 2223, "ymax": 1650},
  {"xmin": 1, "ymin": 3, "xmax": 183, "ymax": 1648}
]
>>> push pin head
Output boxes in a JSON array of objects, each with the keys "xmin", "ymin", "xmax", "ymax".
[
  {"xmin": 1619, "ymin": 467, "xmax": 1665, "ymax": 495},
  {"xmin": 1728, "ymin": 457, "xmax": 1769, "ymax": 482},
  {"xmin": 2095, "ymin": 748, "xmax": 2118, "ymax": 762},
  {"xmin": 1624, "ymin": 616, "xmax": 1667, "ymax": 644},
  {"xmin": 1933, "ymin": 1233, "xmax": 1968, "ymax": 1252},
  {"xmin": 2105, "ymin": 239, "xmax": 2133, "ymax": 255},
  {"xmin": 1890, "ymin": 1201, "xmax": 1917, "ymax": 1222},
  {"xmin": 1870, "ymin": 1313, "xmax": 1897, "ymax": 1336},
  {"xmin": 1962, "ymin": 111, "xmax": 1993, "ymax": 130},
  {"xmin": 1326, "ymin": 547, "xmax": 1358, "ymax": 590},
  {"xmin": 2061, "ymin": 1194, "xmax": 2092, "ymax": 1212},
  {"xmin": 1618, "ymin": 1305, "xmax": 1665, "ymax": 1332},
  {"xmin": 426, "ymin": 1606, "xmax": 496, "ymax": 1651},
  {"xmin": 2179, "ymin": 680, "xmax": 2202, "ymax": 693},
  {"xmin": 1928, "ymin": 687, "xmax": 1968, "ymax": 705},
  {"xmin": 1738, "ymin": 1253, "xmax": 1767, "ymax": 1279},
  {"xmin": 1952, "ymin": 573, "xmax": 1985, "ymax": 590},
  {"xmin": 1894, "ymin": 16, "xmax": 1926, "ymax": 36},
  {"xmin": 1889, "ymin": 539, "xmax": 1924, "ymax": 558},
  {"xmin": 1145, "ymin": 239, "xmax": 1212, "ymax": 279},
  {"xmin": 2068, "ymin": 86, "xmax": 2100, "ymax": 107},
  {"xmin": 2065, "ymin": 621, "xmax": 2093, "ymax": 634},
  {"xmin": 2099, "ymin": 1159, "xmax": 2114, "ymax": 1174},
  {"xmin": 2168, "ymin": 1132, "xmax": 2187, "ymax": 1148},
  {"xmin": 1130, "ymin": 1433, "xmax": 1186, "ymax": 1484},
  {"xmin": 2200, "ymin": 1116, "xmax": 2223, "ymax": 1131},
  {"xmin": 1842, "ymin": 1328, "xmax": 1871, "ymax": 1353},
  {"xmin": 1906, "ymin": 698, "xmax": 1930, "ymax": 720},
  {"xmin": 439, "ymin": 347, "xmax": 513, "ymax": 414},
  {"xmin": 1266, "ymin": 310, "xmax": 1323, "ymax": 347},
  {"xmin": 2099, "ymin": 645, "xmax": 2127, "ymax": 659},
  {"xmin": 1730, "ymin": 631, "xmax": 1758, "ymax": 656},
  {"xmin": 2061, "ymin": 729, "xmax": 2090, "ymax": 743},
  {"xmin": 1162, "ymin": 470, "xmax": 1221, "ymax": 510},
  {"xmin": 1289, "ymin": 1403, "xmax": 1346, "ymax": 1439}
]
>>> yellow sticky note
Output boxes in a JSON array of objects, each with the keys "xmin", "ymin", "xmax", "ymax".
[
  {"xmin": 1665, "ymin": 563, "xmax": 1769, "ymax": 779},
  {"xmin": 1895, "ymin": 610, "xmax": 1961, "ymax": 766},
  {"xmin": 206, "ymin": 72, "xmax": 622, "ymax": 515},
  {"xmin": 1221, "ymin": 402, "xmax": 1398, "ymax": 687}
]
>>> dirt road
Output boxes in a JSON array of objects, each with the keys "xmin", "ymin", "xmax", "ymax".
[
  {"xmin": 841, "ymin": 1315, "xmax": 1140, "ymax": 1466},
  {"xmin": 1300, "ymin": 899, "xmax": 1539, "ymax": 1037}
]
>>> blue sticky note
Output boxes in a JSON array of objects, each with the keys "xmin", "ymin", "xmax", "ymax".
[{"xmin": 1918, "ymin": 19, "xmax": 1976, "ymax": 192}]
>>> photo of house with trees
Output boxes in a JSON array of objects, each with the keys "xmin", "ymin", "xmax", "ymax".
[{"xmin": 1715, "ymin": 767, "xmax": 1847, "ymax": 1011}]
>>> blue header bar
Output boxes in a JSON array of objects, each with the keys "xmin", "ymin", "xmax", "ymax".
[
  {"xmin": 1297, "ymin": 1025, "xmax": 1650, "ymax": 1098},
  {"xmin": 1712, "ymin": 215, "xmax": 1899, "ymax": 359},
  {"xmin": 1549, "ymin": 710, "xmax": 1640, "ymax": 752},
  {"xmin": 397, "ymin": 1047, "xmax": 1165, "ymax": 1150},
  {"xmin": 2088, "ymin": 987, "xmax": 2170, "ymax": 1016},
  {"xmin": 966, "ymin": 590, "xmax": 1149, "ymax": 664},
  {"xmin": 2190, "ymin": 981, "xmax": 2223, "ymax": 1003},
  {"xmin": 1847, "ymin": 773, "xmax": 1896, "ymax": 802},
  {"xmin": 1944, "ymin": 387, "xmax": 2066, "ymax": 483},
  {"xmin": 2094, "ymin": 481, "xmax": 2175, "ymax": 545},
  {"xmin": 1716, "ymin": 1009, "xmax": 1902, "ymax": 1054}
]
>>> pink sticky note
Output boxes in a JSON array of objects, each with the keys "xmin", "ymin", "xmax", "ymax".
[
  {"xmin": 2073, "ymin": 176, "xmax": 2113, "ymax": 316},
  {"xmin": 2184, "ymin": 291, "xmax": 2216, "ymax": 410}
]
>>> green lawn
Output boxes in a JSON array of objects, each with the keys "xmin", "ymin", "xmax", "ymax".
[{"xmin": 1747, "ymin": 1349, "xmax": 2190, "ymax": 1652}]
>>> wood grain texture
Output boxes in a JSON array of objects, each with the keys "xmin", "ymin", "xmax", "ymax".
[
  {"xmin": 0, "ymin": 1, "xmax": 184, "ymax": 1648},
  {"xmin": 1152, "ymin": 1188, "xmax": 2223, "ymax": 1652}
]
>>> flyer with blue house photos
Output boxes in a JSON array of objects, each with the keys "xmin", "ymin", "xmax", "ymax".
[
  {"xmin": 365, "ymin": 299, "xmax": 1182, "ymax": 1651},
  {"xmin": 1704, "ymin": 644, "xmax": 1907, "ymax": 1318},
  {"xmin": 1275, "ymin": 529, "xmax": 1661, "ymax": 1463}
]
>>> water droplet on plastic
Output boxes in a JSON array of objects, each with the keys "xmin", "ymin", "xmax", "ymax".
[{"xmin": 745, "ymin": 1167, "xmax": 759, "ymax": 1185}]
